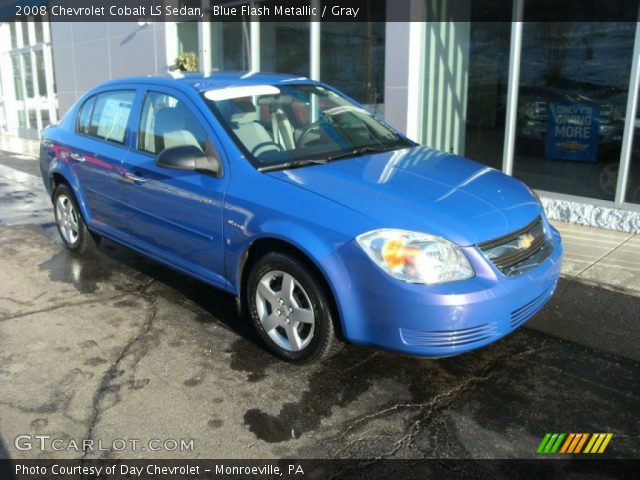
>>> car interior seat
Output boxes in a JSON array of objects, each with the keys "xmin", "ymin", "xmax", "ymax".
[
  {"xmin": 153, "ymin": 106, "xmax": 203, "ymax": 154},
  {"xmin": 229, "ymin": 100, "xmax": 281, "ymax": 159},
  {"xmin": 271, "ymin": 108, "xmax": 295, "ymax": 150}
]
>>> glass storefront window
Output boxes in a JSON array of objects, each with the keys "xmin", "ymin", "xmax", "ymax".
[
  {"xmin": 625, "ymin": 100, "xmax": 640, "ymax": 204},
  {"xmin": 465, "ymin": 22, "xmax": 511, "ymax": 169},
  {"xmin": 11, "ymin": 56, "xmax": 23, "ymax": 101},
  {"xmin": 176, "ymin": 22, "xmax": 198, "ymax": 57},
  {"xmin": 17, "ymin": 110, "xmax": 26, "ymax": 128},
  {"xmin": 320, "ymin": 22, "xmax": 385, "ymax": 110},
  {"xmin": 513, "ymin": 22, "xmax": 635, "ymax": 201},
  {"xmin": 210, "ymin": 22, "xmax": 250, "ymax": 71},
  {"xmin": 21, "ymin": 23, "xmax": 29, "ymax": 47},
  {"xmin": 9, "ymin": 23, "xmax": 18, "ymax": 48},
  {"xmin": 35, "ymin": 22, "xmax": 44, "ymax": 44},
  {"xmin": 260, "ymin": 23, "xmax": 309, "ymax": 76},
  {"xmin": 41, "ymin": 110, "xmax": 50, "ymax": 129},
  {"xmin": 23, "ymin": 53, "xmax": 34, "ymax": 98},
  {"xmin": 28, "ymin": 110, "xmax": 38, "ymax": 130},
  {"xmin": 36, "ymin": 50, "xmax": 46, "ymax": 97}
]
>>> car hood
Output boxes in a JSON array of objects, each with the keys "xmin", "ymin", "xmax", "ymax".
[{"xmin": 267, "ymin": 146, "xmax": 542, "ymax": 246}]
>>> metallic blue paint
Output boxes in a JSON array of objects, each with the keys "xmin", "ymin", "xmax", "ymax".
[{"xmin": 40, "ymin": 72, "xmax": 563, "ymax": 357}]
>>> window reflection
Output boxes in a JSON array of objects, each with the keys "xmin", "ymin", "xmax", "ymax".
[
  {"xmin": 260, "ymin": 23, "xmax": 310, "ymax": 76},
  {"xmin": 514, "ymin": 22, "xmax": 634, "ymax": 200},
  {"xmin": 465, "ymin": 22, "xmax": 511, "ymax": 169},
  {"xmin": 211, "ymin": 22, "xmax": 250, "ymax": 71},
  {"xmin": 625, "ymin": 103, "xmax": 640, "ymax": 204},
  {"xmin": 321, "ymin": 22, "xmax": 385, "ymax": 111}
]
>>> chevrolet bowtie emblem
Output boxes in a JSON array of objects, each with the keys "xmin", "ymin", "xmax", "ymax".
[{"xmin": 519, "ymin": 233, "xmax": 535, "ymax": 250}]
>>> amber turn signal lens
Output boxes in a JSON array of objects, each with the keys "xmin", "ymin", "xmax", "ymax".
[{"xmin": 381, "ymin": 239, "xmax": 420, "ymax": 268}]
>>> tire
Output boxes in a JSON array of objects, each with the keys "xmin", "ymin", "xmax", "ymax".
[
  {"xmin": 247, "ymin": 252, "xmax": 338, "ymax": 364},
  {"xmin": 53, "ymin": 183, "xmax": 99, "ymax": 254}
]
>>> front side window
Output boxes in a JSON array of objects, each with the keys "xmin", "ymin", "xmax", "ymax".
[
  {"xmin": 138, "ymin": 92, "xmax": 208, "ymax": 155},
  {"xmin": 81, "ymin": 90, "xmax": 136, "ymax": 144},
  {"xmin": 203, "ymin": 84, "xmax": 411, "ymax": 170}
]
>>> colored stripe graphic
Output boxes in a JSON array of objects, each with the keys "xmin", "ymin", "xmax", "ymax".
[
  {"xmin": 584, "ymin": 434, "xmax": 598, "ymax": 453},
  {"xmin": 538, "ymin": 433, "xmax": 613, "ymax": 454},
  {"xmin": 574, "ymin": 433, "xmax": 589, "ymax": 453},
  {"xmin": 537, "ymin": 433, "xmax": 565, "ymax": 453},
  {"xmin": 597, "ymin": 433, "xmax": 614, "ymax": 453},
  {"xmin": 559, "ymin": 433, "xmax": 575, "ymax": 453},
  {"xmin": 537, "ymin": 433, "xmax": 552, "ymax": 453}
]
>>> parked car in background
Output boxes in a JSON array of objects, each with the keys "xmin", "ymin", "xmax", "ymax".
[
  {"xmin": 40, "ymin": 73, "xmax": 563, "ymax": 363},
  {"xmin": 517, "ymin": 84, "xmax": 626, "ymax": 154}
]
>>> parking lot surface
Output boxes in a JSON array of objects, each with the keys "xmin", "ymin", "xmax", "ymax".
[{"xmin": 0, "ymin": 150, "xmax": 638, "ymax": 460}]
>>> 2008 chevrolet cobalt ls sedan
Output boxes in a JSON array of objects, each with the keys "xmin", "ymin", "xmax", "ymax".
[{"xmin": 40, "ymin": 72, "xmax": 563, "ymax": 363}]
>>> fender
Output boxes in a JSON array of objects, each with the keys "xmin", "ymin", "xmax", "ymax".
[
  {"xmin": 48, "ymin": 146, "xmax": 93, "ymax": 224},
  {"xmin": 227, "ymin": 218, "xmax": 347, "ymax": 292},
  {"xmin": 227, "ymin": 219, "xmax": 354, "ymax": 334}
]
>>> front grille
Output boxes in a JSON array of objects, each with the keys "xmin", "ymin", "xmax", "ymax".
[
  {"xmin": 399, "ymin": 323, "xmax": 499, "ymax": 348},
  {"xmin": 479, "ymin": 216, "xmax": 548, "ymax": 276}
]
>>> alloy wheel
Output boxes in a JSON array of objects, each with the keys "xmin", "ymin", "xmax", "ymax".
[
  {"xmin": 55, "ymin": 194, "xmax": 80, "ymax": 246},
  {"xmin": 255, "ymin": 270, "xmax": 315, "ymax": 352}
]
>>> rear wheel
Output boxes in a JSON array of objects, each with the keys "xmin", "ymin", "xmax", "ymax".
[
  {"xmin": 247, "ymin": 252, "xmax": 338, "ymax": 364},
  {"xmin": 53, "ymin": 183, "xmax": 98, "ymax": 254}
]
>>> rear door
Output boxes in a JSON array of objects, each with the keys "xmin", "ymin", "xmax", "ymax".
[
  {"xmin": 122, "ymin": 88, "xmax": 229, "ymax": 287},
  {"xmin": 71, "ymin": 89, "xmax": 137, "ymax": 234}
]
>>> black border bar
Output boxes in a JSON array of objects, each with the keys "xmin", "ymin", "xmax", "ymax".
[
  {"xmin": 3, "ymin": 459, "xmax": 640, "ymax": 480},
  {"xmin": 1, "ymin": 0, "xmax": 640, "ymax": 23}
]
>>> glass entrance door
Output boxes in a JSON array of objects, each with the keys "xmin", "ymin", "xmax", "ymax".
[{"xmin": 1, "ymin": 20, "xmax": 57, "ymax": 139}]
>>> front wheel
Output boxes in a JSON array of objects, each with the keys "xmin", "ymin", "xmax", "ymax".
[
  {"xmin": 247, "ymin": 252, "xmax": 338, "ymax": 364},
  {"xmin": 53, "ymin": 183, "xmax": 98, "ymax": 254}
]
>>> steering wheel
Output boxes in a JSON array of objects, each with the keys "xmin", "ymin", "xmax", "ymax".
[
  {"xmin": 296, "ymin": 116, "xmax": 333, "ymax": 148},
  {"xmin": 250, "ymin": 141, "xmax": 284, "ymax": 157}
]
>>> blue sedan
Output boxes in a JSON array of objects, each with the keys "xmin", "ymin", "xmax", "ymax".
[{"xmin": 39, "ymin": 72, "xmax": 563, "ymax": 363}]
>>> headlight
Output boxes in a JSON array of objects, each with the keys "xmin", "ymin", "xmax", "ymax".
[{"xmin": 356, "ymin": 229, "xmax": 474, "ymax": 284}]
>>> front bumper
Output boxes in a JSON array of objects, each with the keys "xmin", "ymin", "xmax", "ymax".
[{"xmin": 322, "ymin": 223, "xmax": 563, "ymax": 357}]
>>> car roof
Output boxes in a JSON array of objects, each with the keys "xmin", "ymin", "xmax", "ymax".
[{"xmin": 98, "ymin": 71, "xmax": 314, "ymax": 94}]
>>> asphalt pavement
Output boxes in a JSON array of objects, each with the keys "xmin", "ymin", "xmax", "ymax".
[{"xmin": 0, "ymin": 149, "xmax": 638, "ymax": 460}]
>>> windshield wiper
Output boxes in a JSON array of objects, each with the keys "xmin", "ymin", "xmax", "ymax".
[
  {"xmin": 325, "ymin": 144, "xmax": 403, "ymax": 162},
  {"xmin": 258, "ymin": 158, "xmax": 329, "ymax": 172},
  {"xmin": 258, "ymin": 143, "xmax": 407, "ymax": 172}
]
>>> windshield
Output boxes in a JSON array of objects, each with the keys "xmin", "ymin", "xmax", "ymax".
[{"xmin": 202, "ymin": 84, "xmax": 413, "ymax": 170}]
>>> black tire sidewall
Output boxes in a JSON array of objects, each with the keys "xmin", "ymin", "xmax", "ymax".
[
  {"xmin": 53, "ymin": 184, "xmax": 92, "ymax": 253},
  {"xmin": 247, "ymin": 252, "xmax": 334, "ymax": 363}
]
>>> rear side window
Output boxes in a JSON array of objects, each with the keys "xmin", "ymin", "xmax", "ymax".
[
  {"xmin": 76, "ymin": 97, "xmax": 95, "ymax": 135},
  {"xmin": 76, "ymin": 90, "xmax": 136, "ymax": 145}
]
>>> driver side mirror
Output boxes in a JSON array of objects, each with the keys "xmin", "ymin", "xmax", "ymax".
[{"xmin": 156, "ymin": 145, "xmax": 222, "ymax": 177}]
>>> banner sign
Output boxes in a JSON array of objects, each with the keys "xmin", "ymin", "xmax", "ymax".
[{"xmin": 545, "ymin": 101, "xmax": 600, "ymax": 162}]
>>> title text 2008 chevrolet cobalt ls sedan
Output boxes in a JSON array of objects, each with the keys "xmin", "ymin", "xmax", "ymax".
[{"xmin": 40, "ymin": 73, "xmax": 563, "ymax": 363}]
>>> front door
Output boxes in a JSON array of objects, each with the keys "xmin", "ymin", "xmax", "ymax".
[{"xmin": 122, "ymin": 89, "xmax": 228, "ymax": 288}]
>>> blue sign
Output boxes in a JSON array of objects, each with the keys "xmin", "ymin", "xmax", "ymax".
[{"xmin": 545, "ymin": 102, "xmax": 600, "ymax": 162}]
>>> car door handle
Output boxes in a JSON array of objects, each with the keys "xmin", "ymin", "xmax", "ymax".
[
  {"xmin": 123, "ymin": 172, "xmax": 147, "ymax": 184},
  {"xmin": 69, "ymin": 153, "xmax": 85, "ymax": 162}
]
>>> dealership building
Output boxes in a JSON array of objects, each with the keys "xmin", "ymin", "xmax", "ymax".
[{"xmin": 0, "ymin": 1, "xmax": 639, "ymax": 231}]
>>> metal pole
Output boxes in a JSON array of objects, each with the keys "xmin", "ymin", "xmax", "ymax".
[
  {"xmin": 310, "ymin": 0, "xmax": 321, "ymax": 81},
  {"xmin": 502, "ymin": 0, "xmax": 524, "ymax": 176},
  {"xmin": 615, "ymin": 19, "xmax": 640, "ymax": 204},
  {"xmin": 250, "ymin": 14, "xmax": 260, "ymax": 72}
]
